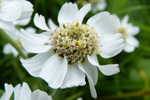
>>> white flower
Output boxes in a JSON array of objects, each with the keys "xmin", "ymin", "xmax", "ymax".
[
  {"xmin": 114, "ymin": 15, "xmax": 140, "ymax": 53},
  {"xmin": 90, "ymin": 0, "xmax": 107, "ymax": 13},
  {"xmin": 0, "ymin": 0, "xmax": 33, "ymax": 30},
  {"xmin": 0, "ymin": 0, "xmax": 33, "ymax": 21},
  {"xmin": 3, "ymin": 27, "xmax": 36, "ymax": 57},
  {"xmin": 0, "ymin": 82, "xmax": 53, "ymax": 100},
  {"xmin": 19, "ymin": 3, "xmax": 124, "ymax": 98}
]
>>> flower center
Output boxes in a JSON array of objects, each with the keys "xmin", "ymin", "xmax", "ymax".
[
  {"xmin": 114, "ymin": 26, "xmax": 128, "ymax": 40},
  {"xmin": 50, "ymin": 21, "xmax": 100, "ymax": 64}
]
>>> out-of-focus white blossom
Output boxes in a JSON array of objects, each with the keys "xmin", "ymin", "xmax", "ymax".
[
  {"xmin": 0, "ymin": 0, "xmax": 33, "ymax": 31},
  {"xmin": 114, "ymin": 15, "xmax": 140, "ymax": 53},
  {"xmin": 0, "ymin": 82, "xmax": 53, "ymax": 100},
  {"xmin": 3, "ymin": 27, "xmax": 36, "ymax": 57}
]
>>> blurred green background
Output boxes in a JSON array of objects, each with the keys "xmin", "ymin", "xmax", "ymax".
[{"xmin": 0, "ymin": 0, "xmax": 150, "ymax": 100}]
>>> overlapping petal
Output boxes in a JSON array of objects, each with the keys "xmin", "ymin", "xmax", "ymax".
[
  {"xmin": 34, "ymin": 13, "xmax": 50, "ymax": 31},
  {"xmin": 0, "ymin": 82, "xmax": 52, "ymax": 100},
  {"xmin": 0, "ymin": 19, "xmax": 15, "ymax": 31},
  {"xmin": 39, "ymin": 55, "xmax": 68, "ymax": 89},
  {"xmin": 19, "ymin": 29, "xmax": 51, "ymax": 53},
  {"xmin": 0, "ymin": 84, "xmax": 13, "ymax": 100},
  {"xmin": 20, "ymin": 51, "xmax": 53, "ymax": 77},
  {"xmin": 48, "ymin": 19, "xmax": 57, "ymax": 31},
  {"xmin": 78, "ymin": 62, "xmax": 98, "ymax": 99},
  {"xmin": 0, "ymin": 0, "xmax": 33, "ymax": 21},
  {"xmin": 75, "ymin": 4, "xmax": 91, "ymax": 23},
  {"xmin": 98, "ymin": 64, "xmax": 120, "ymax": 76},
  {"xmin": 31, "ymin": 90, "xmax": 52, "ymax": 100},
  {"xmin": 87, "ymin": 12, "xmax": 118, "ymax": 36},
  {"xmin": 58, "ymin": 2, "xmax": 78, "ymax": 23},
  {"xmin": 61, "ymin": 63, "xmax": 86, "ymax": 89},
  {"xmin": 99, "ymin": 33, "xmax": 124, "ymax": 58}
]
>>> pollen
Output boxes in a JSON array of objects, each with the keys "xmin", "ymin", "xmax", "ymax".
[
  {"xmin": 114, "ymin": 25, "xmax": 128, "ymax": 40},
  {"xmin": 50, "ymin": 21, "xmax": 100, "ymax": 64}
]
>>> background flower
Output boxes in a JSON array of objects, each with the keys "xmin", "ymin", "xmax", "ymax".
[
  {"xmin": 0, "ymin": 82, "xmax": 52, "ymax": 100},
  {"xmin": 114, "ymin": 15, "xmax": 140, "ymax": 53}
]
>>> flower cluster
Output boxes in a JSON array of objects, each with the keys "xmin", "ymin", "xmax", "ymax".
[{"xmin": 0, "ymin": 0, "xmax": 140, "ymax": 99}]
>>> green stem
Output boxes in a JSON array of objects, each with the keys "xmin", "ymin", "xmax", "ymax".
[{"xmin": 0, "ymin": 29, "xmax": 27, "ymax": 59}]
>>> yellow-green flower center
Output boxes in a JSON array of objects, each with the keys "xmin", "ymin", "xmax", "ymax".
[
  {"xmin": 114, "ymin": 26, "xmax": 128, "ymax": 40},
  {"xmin": 50, "ymin": 21, "xmax": 100, "ymax": 64}
]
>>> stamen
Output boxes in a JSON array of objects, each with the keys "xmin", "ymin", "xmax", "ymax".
[{"xmin": 50, "ymin": 21, "xmax": 100, "ymax": 64}]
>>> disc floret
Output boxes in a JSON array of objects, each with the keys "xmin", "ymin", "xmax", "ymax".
[{"xmin": 50, "ymin": 21, "xmax": 100, "ymax": 64}]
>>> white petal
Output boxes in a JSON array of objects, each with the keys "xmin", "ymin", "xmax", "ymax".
[
  {"xmin": 127, "ymin": 25, "xmax": 140, "ymax": 36},
  {"xmin": 87, "ymin": 55, "xmax": 99, "ymax": 66},
  {"xmin": 78, "ymin": 62, "xmax": 98, "ymax": 98},
  {"xmin": 0, "ymin": 84, "xmax": 13, "ymax": 100},
  {"xmin": 14, "ymin": 84, "xmax": 21, "ymax": 100},
  {"xmin": 97, "ymin": 64, "xmax": 120, "ymax": 76},
  {"xmin": 41, "ymin": 31, "xmax": 53, "ymax": 36},
  {"xmin": 19, "ymin": 29, "xmax": 51, "ymax": 53},
  {"xmin": 20, "ymin": 51, "xmax": 53, "ymax": 77},
  {"xmin": 25, "ymin": 27, "xmax": 36, "ymax": 34},
  {"xmin": 39, "ymin": 55, "xmax": 68, "ymax": 89},
  {"xmin": 126, "ymin": 36, "xmax": 139, "ymax": 47},
  {"xmin": 34, "ymin": 13, "xmax": 50, "ymax": 31},
  {"xmin": 0, "ymin": 19, "xmax": 15, "ymax": 31},
  {"xmin": 61, "ymin": 63, "xmax": 86, "ymax": 89},
  {"xmin": 121, "ymin": 15, "xmax": 129, "ymax": 25},
  {"xmin": 31, "ymin": 90, "xmax": 52, "ymax": 100},
  {"xmin": 58, "ymin": 2, "xmax": 78, "ymax": 23},
  {"xmin": 3, "ymin": 43, "xmax": 18, "ymax": 57},
  {"xmin": 17, "ymin": 1, "xmax": 33, "ymax": 20},
  {"xmin": 124, "ymin": 43, "xmax": 135, "ymax": 53},
  {"xmin": 75, "ymin": 4, "xmax": 91, "ymax": 23},
  {"xmin": 14, "ymin": 18, "xmax": 31, "ymax": 26},
  {"xmin": 100, "ymin": 33, "xmax": 124, "ymax": 58},
  {"xmin": 87, "ymin": 12, "xmax": 118, "ymax": 36},
  {"xmin": 17, "ymin": 82, "xmax": 32, "ymax": 100},
  {"xmin": 0, "ymin": 1, "xmax": 23, "ymax": 21},
  {"xmin": 48, "ymin": 19, "xmax": 57, "ymax": 31},
  {"xmin": 113, "ymin": 14, "xmax": 121, "ymax": 25}
]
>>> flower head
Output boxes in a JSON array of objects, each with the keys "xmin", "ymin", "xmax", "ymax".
[
  {"xmin": 114, "ymin": 15, "xmax": 140, "ymax": 53},
  {"xmin": 19, "ymin": 3, "xmax": 124, "ymax": 98},
  {"xmin": 0, "ymin": 82, "xmax": 52, "ymax": 100}
]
